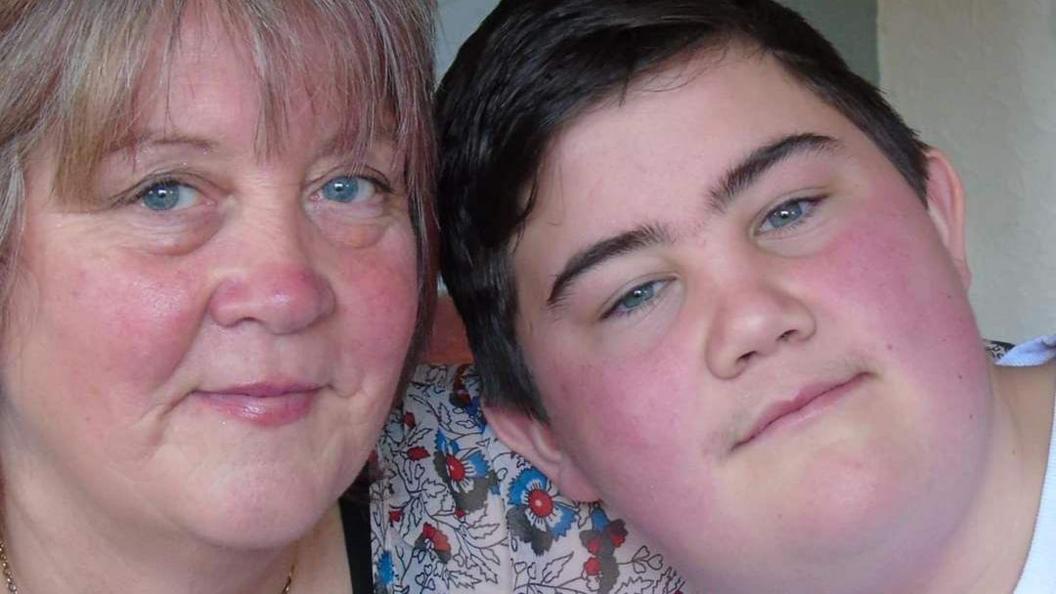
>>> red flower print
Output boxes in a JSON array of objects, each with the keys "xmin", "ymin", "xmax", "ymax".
[
  {"xmin": 446, "ymin": 455, "xmax": 467, "ymax": 482},
  {"xmin": 528, "ymin": 488, "xmax": 554, "ymax": 518},
  {"xmin": 584, "ymin": 557, "xmax": 602, "ymax": 576},
  {"xmin": 422, "ymin": 522, "xmax": 451, "ymax": 553},
  {"xmin": 586, "ymin": 536, "xmax": 602, "ymax": 555}
]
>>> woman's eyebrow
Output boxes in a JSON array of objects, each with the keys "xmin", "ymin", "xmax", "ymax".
[
  {"xmin": 109, "ymin": 131, "xmax": 217, "ymax": 157},
  {"xmin": 314, "ymin": 127, "xmax": 398, "ymax": 161},
  {"xmin": 546, "ymin": 222, "xmax": 674, "ymax": 309},
  {"xmin": 709, "ymin": 132, "xmax": 840, "ymax": 211}
]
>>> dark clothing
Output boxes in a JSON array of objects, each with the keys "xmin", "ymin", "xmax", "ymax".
[{"xmin": 339, "ymin": 494, "xmax": 373, "ymax": 592}]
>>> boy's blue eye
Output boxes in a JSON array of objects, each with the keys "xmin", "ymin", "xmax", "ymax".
[
  {"xmin": 140, "ymin": 181, "xmax": 197, "ymax": 211},
  {"xmin": 321, "ymin": 175, "xmax": 376, "ymax": 203},
  {"xmin": 760, "ymin": 198, "xmax": 819, "ymax": 232},
  {"xmin": 606, "ymin": 280, "xmax": 666, "ymax": 319}
]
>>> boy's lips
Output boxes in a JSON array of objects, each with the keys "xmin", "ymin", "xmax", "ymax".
[{"xmin": 734, "ymin": 373, "xmax": 867, "ymax": 449}]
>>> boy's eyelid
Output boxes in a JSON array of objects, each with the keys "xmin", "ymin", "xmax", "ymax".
[
  {"xmin": 546, "ymin": 223, "xmax": 675, "ymax": 310},
  {"xmin": 598, "ymin": 275, "xmax": 675, "ymax": 321},
  {"xmin": 545, "ymin": 266, "xmax": 670, "ymax": 323},
  {"xmin": 752, "ymin": 194, "xmax": 827, "ymax": 234}
]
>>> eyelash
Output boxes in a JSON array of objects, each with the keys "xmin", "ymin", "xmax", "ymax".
[
  {"xmin": 114, "ymin": 174, "xmax": 196, "ymax": 208},
  {"xmin": 119, "ymin": 169, "xmax": 395, "ymax": 206},
  {"xmin": 357, "ymin": 170, "xmax": 394, "ymax": 194},
  {"xmin": 594, "ymin": 197, "xmax": 825, "ymax": 322},
  {"xmin": 756, "ymin": 196, "xmax": 825, "ymax": 234},
  {"xmin": 601, "ymin": 278, "xmax": 671, "ymax": 321}
]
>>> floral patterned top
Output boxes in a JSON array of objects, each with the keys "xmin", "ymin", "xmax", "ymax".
[{"xmin": 371, "ymin": 363, "xmax": 689, "ymax": 594}]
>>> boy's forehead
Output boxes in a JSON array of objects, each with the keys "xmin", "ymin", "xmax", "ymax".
[
  {"xmin": 529, "ymin": 51, "xmax": 850, "ymax": 225},
  {"xmin": 510, "ymin": 50, "xmax": 907, "ymax": 315}
]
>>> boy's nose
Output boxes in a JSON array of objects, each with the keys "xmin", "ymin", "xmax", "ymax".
[{"xmin": 704, "ymin": 279, "xmax": 815, "ymax": 379}]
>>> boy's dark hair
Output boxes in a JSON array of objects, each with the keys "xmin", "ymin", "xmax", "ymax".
[{"xmin": 436, "ymin": 0, "xmax": 928, "ymax": 421}]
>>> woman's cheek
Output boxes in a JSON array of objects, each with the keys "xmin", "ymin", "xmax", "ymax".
[
  {"xmin": 51, "ymin": 256, "xmax": 203, "ymax": 390},
  {"xmin": 333, "ymin": 233, "xmax": 419, "ymax": 371}
]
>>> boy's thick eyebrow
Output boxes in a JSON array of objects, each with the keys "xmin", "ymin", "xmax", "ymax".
[
  {"xmin": 543, "ymin": 133, "xmax": 837, "ymax": 311},
  {"xmin": 546, "ymin": 223, "xmax": 674, "ymax": 309},
  {"xmin": 710, "ymin": 132, "xmax": 840, "ymax": 209}
]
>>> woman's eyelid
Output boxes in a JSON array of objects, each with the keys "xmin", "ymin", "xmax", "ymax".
[
  {"xmin": 120, "ymin": 172, "xmax": 212, "ymax": 209},
  {"xmin": 309, "ymin": 162, "xmax": 395, "ymax": 195}
]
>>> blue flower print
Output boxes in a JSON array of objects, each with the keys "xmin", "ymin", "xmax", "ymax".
[
  {"xmin": 506, "ymin": 467, "xmax": 578, "ymax": 555},
  {"xmin": 374, "ymin": 551, "xmax": 394, "ymax": 594},
  {"xmin": 433, "ymin": 430, "xmax": 499, "ymax": 515}
]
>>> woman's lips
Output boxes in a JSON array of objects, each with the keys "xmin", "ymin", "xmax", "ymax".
[
  {"xmin": 734, "ymin": 373, "xmax": 867, "ymax": 449},
  {"xmin": 194, "ymin": 382, "xmax": 322, "ymax": 427}
]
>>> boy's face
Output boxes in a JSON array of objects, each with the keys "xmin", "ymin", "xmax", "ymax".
[{"xmin": 495, "ymin": 52, "xmax": 993, "ymax": 591}]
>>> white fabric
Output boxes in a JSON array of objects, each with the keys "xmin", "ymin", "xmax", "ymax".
[{"xmin": 1003, "ymin": 336, "xmax": 1056, "ymax": 593}]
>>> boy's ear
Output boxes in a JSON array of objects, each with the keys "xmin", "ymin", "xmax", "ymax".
[
  {"xmin": 483, "ymin": 404, "xmax": 600, "ymax": 502},
  {"xmin": 922, "ymin": 149, "xmax": 971, "ymax": 288}
]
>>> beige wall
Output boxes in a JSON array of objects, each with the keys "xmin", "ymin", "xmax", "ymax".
[{"xmin": 880, "ymin": 0, "xmax": 1056, "ymax": 342}]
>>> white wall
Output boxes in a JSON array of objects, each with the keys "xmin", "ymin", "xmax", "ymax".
[
  {"xmin": 437, "ymin": 1, "xmax": 879, "ymax": 81},
  {"xmin": 436, "ymin": 0, "xmax": 498, "ymax": 75},
  {"xmin": 880, "ymin": 0, "xmax": 1056, "ymax": 342}
]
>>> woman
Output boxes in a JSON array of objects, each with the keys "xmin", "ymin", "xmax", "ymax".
[{"xmin": 0, "ymin": 1, "xmax": 434, "ymax": 592}]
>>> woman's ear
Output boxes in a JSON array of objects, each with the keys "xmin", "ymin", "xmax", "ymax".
[
  {"xmin": 922, "ymin": 149, "xmax": 971, "ymax": 288},
  {"xmin": 483, "ymin": 404, "xmax": 600, "ymax": 502}
]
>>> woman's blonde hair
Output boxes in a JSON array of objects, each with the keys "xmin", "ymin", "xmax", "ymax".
[{"xmin": 0, "ymin": 0, "xmax": 436, "ymax": 344}]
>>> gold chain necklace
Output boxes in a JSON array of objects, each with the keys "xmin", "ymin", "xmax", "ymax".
[{"xmin": 0, "ymin": 536, "xmax": 294, "ymax": 593}]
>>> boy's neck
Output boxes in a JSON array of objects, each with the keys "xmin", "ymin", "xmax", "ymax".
[{"xmin": 906, "ymin": 360, "xmax": 1055, "ymax": 594}]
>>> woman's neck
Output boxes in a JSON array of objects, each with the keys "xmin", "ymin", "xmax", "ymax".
[{"xmin": 0, "ymin": 460, "xmax": 312, "ymax": 594}]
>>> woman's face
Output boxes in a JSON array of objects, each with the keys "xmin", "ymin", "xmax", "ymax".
[{"xmin": 0, "ymin": 13, "xmax": 418, "ymax": 547}]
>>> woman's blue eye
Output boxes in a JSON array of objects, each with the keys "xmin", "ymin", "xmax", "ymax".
[
  {"xmin": 140, "ymin": 181, "xmax": 197, "ymax": 211},
  {"xmin": 606, "ymin": 280, "xmax": 665, "ymax": 319},
  {"xmin": 760, "ymin": 198, "xmax": 818, "ymax": 232},
  {"xmin": 321, "ymin": 175, "xmax": 376, "ymax": 203}
]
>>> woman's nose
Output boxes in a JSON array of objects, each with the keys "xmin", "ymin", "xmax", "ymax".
[
  {"xmin": 704, "ymin": 277, "xmax": 816, "ymax": 380},
  {"xmin": 208, "ymin": 220, "xmax": 336, "ymax": 335}
]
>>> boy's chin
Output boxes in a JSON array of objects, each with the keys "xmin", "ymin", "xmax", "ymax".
[{"xmin": 678, "ymin": 439, "xmax": 984, "ymax": 592}]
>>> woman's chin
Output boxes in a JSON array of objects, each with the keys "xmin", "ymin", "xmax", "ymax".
[
  {"xmin": 175, "ymin": 475, "xmax": 345, "ymax": 550},
  {"xmin": 117, "ymin": 397, "xmax": 372, "ymax": 549}
]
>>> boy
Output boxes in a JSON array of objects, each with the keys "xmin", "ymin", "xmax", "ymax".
[{"xmin": 435, "ymin": 1, "xmax": 1056, "ymax": 593}]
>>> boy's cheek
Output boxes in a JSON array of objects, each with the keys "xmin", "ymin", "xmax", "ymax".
[
  {"xmin": 541, "ymin": 356, "xmax": 723, "ymax": 506},
  {"xmin": 527, "ymin": 201, "xmax": 990, "ymax": 565},
  {"xmin": 548, "ymin": 357, "xmax": 695, "ymax": 442}
]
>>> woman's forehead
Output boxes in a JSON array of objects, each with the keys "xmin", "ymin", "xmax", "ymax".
[
  {"xmin": 45, "ymin": 1, "xmax": 413, "ymax": 207},
  {"xmin": 121, "ymin": 7, "xmax": 397, "ymax": 163}
]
